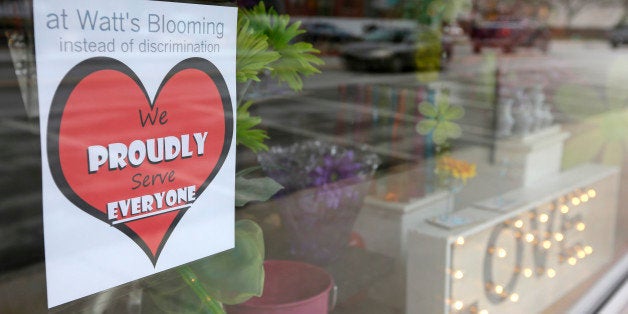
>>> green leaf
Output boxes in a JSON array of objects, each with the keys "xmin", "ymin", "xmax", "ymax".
[
  {"xmin": 433, "ymin": 121, "xmax": 461, "ymax": 144},
  {"xmin": 141, "ymin": 221, "xmax": 265, "ymax": 312},
  {"xmin": 189, "ymin": 220, "xmax": 265, "ymax": 305},
  {"xmin": 418, "ymin": 101, "xmax": 437, "ymax": 118},
  {"xmin": 444, "ymin": 104, "xmax": 465, "ymax": 120},
  {"xmin": 235, "ymin": 173, "xmax": 284, "ymax": 207},
  {"xmin": 142, "ymin": 271, "xmax": 211, "ymax": 313},
  {"xmin": 270, "ymin": 42, "xmax": 323, "ymax": 91},
  {"xmin": 432, "ymin": 125, "xmax": 448, "ymax": 144},
  {"xmin": 240, "ymin": 2, "xmax": 324, "ymax": 92},
  {"xmin": 237, "ymin": 101, "xmax": 269, "ymax": 153},
  {"xmin": 441, "ymin": 120, "xmax": 462, "ymax": 137},
  {"xmin": 416, "ymin": 119, "xmax": 437, "ymax": 135},
  {"xmin": 435, "ymin": 91, "xmax": 450, "ymax": 115},
  {"xmin": 236, "ymin": 16, "xmax": 281, "ymax": 83},
  {"xmin": 236, "ymin": 166, "xmax": 263, "ymax": 177}
]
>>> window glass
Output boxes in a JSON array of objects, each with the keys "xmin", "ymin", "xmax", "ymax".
[{"xmin": 0, "ymin": 0, "xmax": 626, "ymax": 313}]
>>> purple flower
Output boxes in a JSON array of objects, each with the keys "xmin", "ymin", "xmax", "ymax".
[
  {"xmin": 258, "ymin": 141, "xmax": 380, "ymax": 194},
  {"xmin": 310, "ymin": 151, "xmax": 364, "ymax": 187}
]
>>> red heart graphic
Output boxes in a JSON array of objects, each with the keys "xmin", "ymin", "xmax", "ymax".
[{"xmin": 47, "ymin": 57, "xmax": 233, "ymax": 265}]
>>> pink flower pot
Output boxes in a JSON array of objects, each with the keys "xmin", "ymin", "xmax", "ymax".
[{"xmin": 226, "ymin": 260, "xmax": 335, "ymax": 314}]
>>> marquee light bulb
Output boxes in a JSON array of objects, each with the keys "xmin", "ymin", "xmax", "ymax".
[
  {"xmin": 497, "ymin": 248, "xmax": 507, "ymax": 258},
  {"xmin": 547, "ymin": 268, "xmax": 556, "ymax": 278},
  {"xmin": 568, "ymin": 257, "xmax": 577, "ymax": 265},
  {"xmin": 514, "ymin": 219, "xmax": 524, "ymax": 228},
  {"xmin": 587, "ymin": 189, "xmax": 597, "ymax": 198},
  {"xmin": 495, "ymin": 285, "xmax": 504, "ymax": 294},
  {"xmin": 453, "ymin": 301, "xmax": 464, "ymax": 311},
  {"xmin": 576, "ymin": 222, "xmax": 586, "ymax": 231},
  {"xmin": 554, "ymin": 233, "xmax": 564, "ymax": 242},
  {"xmin": 580, "ymin": 194, "xmax": 589, "ymax": 202},
  {"xmin": 523, "ymin": 268, "xmax": 533, "ymax": 278},
  {"xmin": 577, "ymin": 250, "xmax": 586, "ymax": 259},
  {"xmin": 571, "ymin": 197, "xmax": 581, "ymax": 206},
  {"xmin": 542, "ymin": 240, "xmax": 552, "ymax": 249},
  {"xmin": 539, "ymin": 213, "xmax": 549, "ymax": 223},
  {"xmin": 456, "ymin": 237, "xmax": 465, "ymax": 246},
  {"xmin": 479, "ymin": 310, "xmax": 489, "ymax": 314},
  {"xmin": 584, "ymin": 246, "xmax": 593, "ymax": 255},
  {"xmin": 560, "ymin": 205, "xmax": 569, "ymax": 214},
  {"xmin": 525, "ymin": 233, "xmax": 535, "ymax": 243},
  {"xmin": 510, "ymin": 293, "xmax": 520, "ymax": 302},
  {"xmin": 453, "ymin": 270, "xmax": 464, "ymax": 279}
]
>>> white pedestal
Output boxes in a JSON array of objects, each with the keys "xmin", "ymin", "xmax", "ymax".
[
  {"xmin": 493, "ymin": 125, "xmax": 570, "ymax": 187},
  {"xmin": 355, "ymin": 190, "xmax": 452, "ymax": 260},
  {"xmin": 407, "ymin": 164, "xmax": 619, "ymax": 314},
  {"xmin": 353, "ymin": 185, "xmax": 452, "ymax": 308}
]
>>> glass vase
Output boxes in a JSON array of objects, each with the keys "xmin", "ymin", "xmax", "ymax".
[{"xmin": 258, "ymin": 141, "xmax": 380, "ymax": 266}]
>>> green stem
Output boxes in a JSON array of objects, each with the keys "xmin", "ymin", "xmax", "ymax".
[
  {"xmin": 238, "ymin": 80, "xmax": 253, "ymax": 107},
  {"xmin": 178, "ymin": 266, "xmax": 226, "ymax": 314}
]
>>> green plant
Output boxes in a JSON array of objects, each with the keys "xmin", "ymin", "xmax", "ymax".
[
  {"xmin": 143, "ymin": 219, "xmax": 265, "ymax": 313},
  {"xmin": 236, "ymin": 2, "xmax": 323, "ymax": 153},
  {"xmin": 142, "ymin": 3, "xmax": 323, "ymax": 313},
  {"xmin": 234, "ymin": 1, "xmax": 323, "ymax": 206}
]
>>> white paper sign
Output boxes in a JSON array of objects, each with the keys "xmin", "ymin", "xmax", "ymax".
[{"xmin": 33, "ymin": 0, "xmax": 237, "ymax": 307}]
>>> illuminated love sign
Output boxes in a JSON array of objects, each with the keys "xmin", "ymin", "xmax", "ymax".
[
  {"xmin": 480, "ymin": 193, "xmax": 593, "ymax": 307},
  {"xmin": 407, "ymin": 164, "xmax": 619, "ymax": 313}
]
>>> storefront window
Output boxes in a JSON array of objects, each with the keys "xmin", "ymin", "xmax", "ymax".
[{"xmin": 1, "ymin": 0, "xmax": 626, "ymax": 312}]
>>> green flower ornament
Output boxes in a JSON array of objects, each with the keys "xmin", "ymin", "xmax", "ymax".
[{"xmin": 416, "ymin": 89, "xmax": 465, "ymax": 145}]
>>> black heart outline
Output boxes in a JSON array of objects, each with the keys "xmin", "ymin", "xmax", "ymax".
[{"xmin": 47, "ymin": 57, "xmax": 233, "ymax": 266}]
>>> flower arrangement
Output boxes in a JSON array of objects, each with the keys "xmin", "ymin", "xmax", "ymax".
[
  {"xmin": 436, "ymin": 155, "xmax": 477, "ymax": 185},
  {"xmin": 415, "ymin": 88, "xmax": 477, "ymax": 200},
  {"xmin": 434, "ymin": 155, "xmax": 476, "ymax": 211},
  {"xmin": 259, "ymin": 141, "xmax": 379, "ymax": 193},
  {"xmin": 257, "ymin": 141, "xmax": 380, "ymax": 265}
]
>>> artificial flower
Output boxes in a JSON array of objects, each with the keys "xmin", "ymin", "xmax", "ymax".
[
  {"xmin": 436, "ymin": 155, "xmax": 477, "ymax": 184},
  {"xmin": 416, "ymin": 89, "xmax": 465, "ymax": 145}
]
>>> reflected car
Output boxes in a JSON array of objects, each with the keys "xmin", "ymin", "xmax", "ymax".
[
  {"xmin": 300, "ymin": 22, "xmax": 360, "ymax": 44},
  {"xmin": 340, "ymin": 26, "xmax": 452, "ymax": 72},
  {"xmin": 470, "ymin": 18, "xmax": 550, "ymax": 54},
  {"xmin": 610, "ymin": 21, "xmax": 628, "ymax": 48}
]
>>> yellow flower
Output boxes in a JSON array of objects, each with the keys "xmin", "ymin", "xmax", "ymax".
[{"xmin": 436, "ymin": 156, "xmax": 477, "ymax": 184}]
